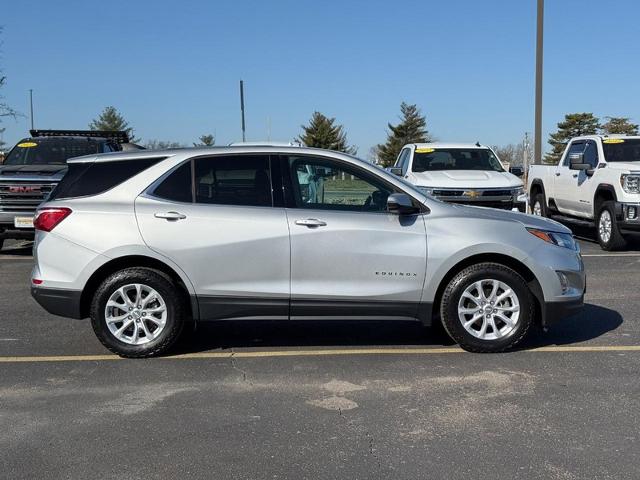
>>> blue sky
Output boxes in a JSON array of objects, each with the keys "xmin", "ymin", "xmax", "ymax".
[{"xmin": 1, "ymin": 0, "xmax": 639, "ymax": 156}]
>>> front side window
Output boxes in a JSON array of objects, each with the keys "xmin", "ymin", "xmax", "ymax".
[
  {"xmin": 194, "ymin": 155, "xmax": 272, "ymax": 207},
  {"xmin": 583, "ymin": 141, "xmax": 599, "ymax": 168},
  {"xmin": 287, "ymin": 156, "xmax": 393, "ymax": 212},
  {"xmin": 411, "ymin": 148, "xmax": 504, "ymax": 172}
]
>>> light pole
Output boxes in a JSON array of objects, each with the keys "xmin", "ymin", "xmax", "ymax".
[
  {"xmin": 29, "ymin": 89, "xmax": 34, "ymax": 131},
  {"xmin": 534, "ymin": 0, "xmax": 544, "ymax": 164},
  {"xmin": 239, "ymin": 80, "xmax": 246, "ymax": 142}
]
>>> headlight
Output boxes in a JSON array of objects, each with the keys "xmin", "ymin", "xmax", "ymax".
[
  {"xmin": 527, "ymin": 228, "xmax": 578, "ymax": 251},
  {"xmin": 621, "ymin": 174, "xmax": 640, "ymax": 194},
  {"xmin": 416, "ymin": 186, "xmax": 433, "ymax": 196},
  {"xmin": 512, "ymin": 187, "xmax": 525, "ymax": 197}
]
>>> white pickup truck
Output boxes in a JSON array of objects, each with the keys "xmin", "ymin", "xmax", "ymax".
[
  {"xmin": 389, "ymin": 143, "xmax": 525, "ymax": 210},
  {"xmin": 528, "ymin": 135, "xmax": 640, "ymax": 250}
]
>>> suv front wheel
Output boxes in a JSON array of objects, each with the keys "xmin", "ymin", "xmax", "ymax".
[
  {"xmin": 90, "ymin": 267, "xmax": 186, "ymax": 358},
  {"xmin": 440, "ymin": 263, "xmax": 534, "ymax": 353}
]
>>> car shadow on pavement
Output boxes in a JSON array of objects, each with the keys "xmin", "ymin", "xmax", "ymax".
[
  {"xmin": 518, "ymin": 303, "xmax": 623, "ymax": 349},
  {"xmin": 173, "ymin": 319, "xmax": 455, "ymax": 354},
  {"xmin": 173, "ymin": 303, "xmax": 621, "ymax": 354},
  {"xmin": 0, "ymin": 241, "xmax": 34, "ymax": 257}
]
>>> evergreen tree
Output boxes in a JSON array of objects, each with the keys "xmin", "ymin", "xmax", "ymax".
[
  {"xmin": 89, "ymin": 106, "xmax": 137, "ymax": 142},
  {"xmin": 544, "ymin": 113, "xmax": 600, "ymax": 164},
  {"xmin": 600, "ymin": 116, "xmax": 639, "ymax": 135},
  {"xmin": 376, "ymin": 102, "xmax": 430, "ymax": 167},
  {"xmin": 193, "ymin": 134, "xmax": 215, "ymax": 146},
  {"xmin": 297, "ymin": 112, "xmax": 356, "ymax": 154}
]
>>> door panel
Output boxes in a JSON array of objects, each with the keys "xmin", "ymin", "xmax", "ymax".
[
  {"xmin": 554, "ymin": 142, "xmax": 584, "ymax": 215},
  {"xmin": 281, "ymin": 154, "xmax": 428, "ymax": 319},
  {"xmin": 135, "ymin": 154, "xmax": 290, "ymax": 320}
]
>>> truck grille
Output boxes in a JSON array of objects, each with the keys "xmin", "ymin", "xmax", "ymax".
[
  {"xmin": 432, "ymin": 189, "xmax": 513, "ymax": 197},
  {"xmin": 0, "ymin": 182, "xmax": 57, "ymax": 213}
]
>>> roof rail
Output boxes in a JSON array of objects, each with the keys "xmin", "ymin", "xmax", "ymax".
[{"xmin": 29, "ymin": 129, "xmax": 130, "ymax": 144}]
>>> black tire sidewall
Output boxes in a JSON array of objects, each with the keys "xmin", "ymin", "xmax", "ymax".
[
  {"xmin": 440, "ymin": 264, "xmax": 534, "ymax": 352},
  {"xmin": 90, "ymin": 268, "xmax": 184, "ymax": 357}
]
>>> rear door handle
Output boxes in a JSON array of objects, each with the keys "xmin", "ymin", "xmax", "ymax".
[
  {"xmin": 555, "ymin": 172, "xmax": 561, "ymax": 176},
  {"xmin": 572, "ymin": 174, "xmax": 578, "ymax": 178},
  {"xmin": 295, "ymin": 218, "xmax": 327, "ymax": 227},
  {"xmin": 154, "ymin": 211, "xmax": 187, "ymax": 221}
]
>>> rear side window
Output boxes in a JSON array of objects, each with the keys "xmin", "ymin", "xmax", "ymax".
[
  {"xmin": 48, "ymin": 157, "xmax": 164, "ymax": 200},
  {"xmin": 153, "ymin": 161, "xmax": 193, "ymax": 203},
  {"xmin": 194, "ymin": 155, "xmax": 272, "ymax": 207}
]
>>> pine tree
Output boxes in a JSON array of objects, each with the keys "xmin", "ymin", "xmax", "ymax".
[
  {"xmin": 544, "ymin": 113, "xmax": 600, "ymax": 164},
  {"xmin": 376, "ymin": 102, "xmax": 430, "ymax": 167},
  {"xmin": 297, "ymin": 112, "xmax": 356, "ymax": 154},
  {"xmin": 193, "ymin": 134, "xmax": 215, "ymax": 146},
  {"xmin": 600, "ymin": 117, "xmax": 639, "ymax": 135},
  {"xmin": 89, "ymin": 106, "xmax": 137, "ymax": 142}
]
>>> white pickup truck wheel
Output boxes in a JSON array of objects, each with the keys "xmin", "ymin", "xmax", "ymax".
[
  {"xmin": 531, "ymin": 193, "xmax": 546, "ymax": 217},
  {"xmin": 597, "ymin": 201, "xmax": 627, "ymax": 251}
]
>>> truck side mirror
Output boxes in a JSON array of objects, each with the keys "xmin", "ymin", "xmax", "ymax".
[
  {"xmin": 387, "ymin": 193, "xmax": 420, "ymax": 215},
  {"xmin": 510, "ymin": 166, "xmax": 524, "ymax": 177},
  {"xmin": 389, "ymin": 167, "xmax": 403, "ymax": 176},
  {"xmin": 569, "ymin": 153, "xmax": 589, "ymax": 171}
]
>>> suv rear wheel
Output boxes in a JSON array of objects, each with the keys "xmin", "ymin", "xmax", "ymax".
[
  {"xmin": 531, "ymin": 192, "xmax": 546, "ymax": 217},
  {"xmin": 90, "ymin": 267, "xmax": 186, "ymax": 358},
  {"xmin": 597, "ymin": 201, "xmax": 627, "ymax": 251},
  {"xmin": 440, "ymin": 263, "xmax": 534, "ymax": 353}
]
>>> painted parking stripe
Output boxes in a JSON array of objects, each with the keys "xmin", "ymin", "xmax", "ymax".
[
  {"xmin": 581, "ymin": 253, "xmax": 640, "ymax": 257},
  {"xmin": 1, "ymin": 345, "xmax": 640, "ymax": 363}
]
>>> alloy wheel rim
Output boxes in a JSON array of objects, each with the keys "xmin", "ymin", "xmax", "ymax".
[
  {"xmin": 599, "ymin": 210, "xmax": 612, "ymax": 243},
  {"xmin": 457, "ymin": 279, "xmax": 520, "ymax": 341},
  {"xmin": 105, "ymin": 283, "xmax": 167, "ymax": 345},
  {"xmin": 532, "ymin": 201, "xmax": 542, "ymax": 216}
]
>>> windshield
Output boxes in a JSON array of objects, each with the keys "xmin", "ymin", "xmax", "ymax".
[
  {"xmin": 4, "ymin": 138, "xmax": 103, "ymax": 166},
  {"xmin": 602, "ymin": 139, "xmax": 640, "ymax": 163},
  {"xmin": 412, "ymin": 148, "xmax": 505, "ymax": 172}
]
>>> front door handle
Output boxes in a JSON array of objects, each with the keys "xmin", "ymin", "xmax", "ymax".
[
  {"xmin": 154, "ymin": 211, "xmax": 187, "ymax": 221},
  {"xmin": 295, "ymin": 218, "xmax": 327, "ymax": 227}
]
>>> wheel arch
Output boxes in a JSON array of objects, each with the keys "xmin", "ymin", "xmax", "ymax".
[
  {"xmin": 431, "ymin": 253, "xmax": 544, "ymax": 326},
  {"xmin": 529, "ymin": 179, "xmax": 545, "ymax": 200},
  {"xmin": 80, "ymin": 255, "xmax": 197, "ymax": 320},
  {"xmin": 593, "ymin": 184, "xmax": 617, "ymax": 213}
]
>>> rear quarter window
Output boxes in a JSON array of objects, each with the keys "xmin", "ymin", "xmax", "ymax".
[{"xmin": 48, "ymin": 157, "xmax": 165, "ymax": 200}]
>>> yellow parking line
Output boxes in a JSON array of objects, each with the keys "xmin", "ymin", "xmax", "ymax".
[{"xmin": 1, "ymin": 345, "xmax": 640, "ymax": 363}]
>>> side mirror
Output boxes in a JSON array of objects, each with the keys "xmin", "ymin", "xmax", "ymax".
[
  {"xmin": 569, "ymin": 153, "xmax": 589, "ymax": 170},
  {"xmin": 389, "ymin": 167, "xmax": 403, "ymax": 176},
  {"xmin": 387, "ymin": 193, "xmax": 420, "ymax": 215},
  {"xmin": 510, "ymin": 166, "xmax": 524, "ymax": 177}
]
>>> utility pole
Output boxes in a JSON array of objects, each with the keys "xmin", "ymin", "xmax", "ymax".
[
  {"xmin": 523, "ymin": 132, "xmax": 530, "ymax": 174},
  {"xmin": 534, "ymin": 0, "xmax": 544, "ymax": 164},
  {"xmin": 29, "ymin": 89, "xmax": 34, "ymax": 130},
  {"xmin": 239, "ymin": 80, "xmax": 246, "ymax": 142}
]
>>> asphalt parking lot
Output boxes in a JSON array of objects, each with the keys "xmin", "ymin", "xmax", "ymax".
[{"xmin": 1, "ymin": 235, "xmax": 640, "ymax": 479}]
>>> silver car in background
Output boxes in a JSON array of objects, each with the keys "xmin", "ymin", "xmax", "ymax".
[{"xmin": 30, "ymin": 146, "xmax": 585, "ymax": 357}]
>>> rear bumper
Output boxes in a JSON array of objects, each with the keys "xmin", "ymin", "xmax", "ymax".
[
  {"xmin": 542, "ymin": 295, "xmax": 584, "ymax": 328},
  {"xmin": 31, "ymin": 286, "xmax": 84, "ymax": 319}
]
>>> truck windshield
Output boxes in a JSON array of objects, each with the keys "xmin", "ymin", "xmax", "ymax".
[
  {"xmin": 602, "ymin": 139, "xmax": 640, "ymax": 163},
  {"xmin": 3, "ymin": 138, "xmax": 102, "ymax": 166},
  {"xmin": 412, "ymin": 148, "xmax": 505, "ymax": 173}
]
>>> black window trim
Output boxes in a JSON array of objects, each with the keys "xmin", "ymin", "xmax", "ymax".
[
  {"xmin": 146, "ymin": 153, "xmax": 278, "ymax": 208},
  {"xmin": 277, "ymin": 153, "xmax": 427, "ymax": 214}
]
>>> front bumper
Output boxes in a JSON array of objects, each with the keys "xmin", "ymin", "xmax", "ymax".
[
  {"xmin": 615, "ymin": 202, "xmax": 640, "ymax": 233},
  {"xmin": 31, "ymin": 286, "xmax": 84, "ymax": 319},
  {"xmin": 541, "ymin": 295, "xmax": 584, "ymax": 328}
]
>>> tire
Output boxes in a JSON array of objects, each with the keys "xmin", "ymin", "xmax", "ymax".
[
  {"xmin": 530, "ymin": 192, "xmax": 546, "ymax": 217},
  {"xmin": 439, "ymin": 263, "xmax": 535, "ymax": 353},
  {"xmin": 596, "ymin": 201, "xmax": 627, "ymax": 251},
  {"xmin": 0, "ymin": 239, "xmax": 4, "ymax": 252},
  {"xmin": 90, "ymin": 267, "xmax": 186, "ymax": 358}
]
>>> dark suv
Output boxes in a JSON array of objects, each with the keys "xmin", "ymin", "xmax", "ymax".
[{"xmin": 0, "ymin": 130, "xmax": 128, "ymax": 250}]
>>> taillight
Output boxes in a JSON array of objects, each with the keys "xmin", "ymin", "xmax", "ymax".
[{"xmin": 34, "ymin": 208, "xmax": 72, "ymax": 232}]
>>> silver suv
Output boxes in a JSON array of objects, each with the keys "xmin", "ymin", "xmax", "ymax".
[{"xmin": 31, "ymin": 146, "xmax": 585, "ymax": 357}]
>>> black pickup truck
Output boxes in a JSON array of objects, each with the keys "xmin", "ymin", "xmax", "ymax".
[{"xmin": 0, "ymin": 130, "xmax": 130, "ymax": 250}]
